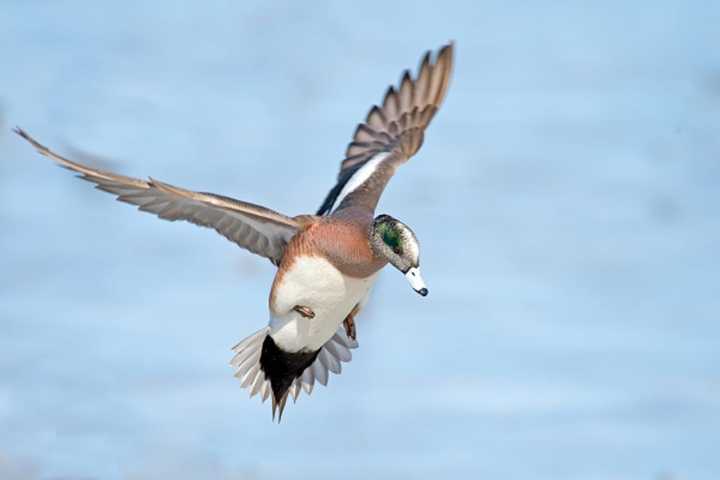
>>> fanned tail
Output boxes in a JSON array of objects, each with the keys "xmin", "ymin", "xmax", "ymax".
[
  {"xmin": 230, "ymin": 326, "xmax": 358, "ymax": 422},
  {"xmin": 230, "ymin": 326, "xmax": 273, "ymax": 402}
]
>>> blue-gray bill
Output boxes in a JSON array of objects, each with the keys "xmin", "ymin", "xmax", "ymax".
[{"xmin": 405, "ymin": 267, "xmax": 428, "ymax": 296}]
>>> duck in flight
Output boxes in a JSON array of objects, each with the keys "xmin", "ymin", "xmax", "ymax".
[{"xmin": 15, "ymin": 43, "xmax": 454, "ymax": 421}]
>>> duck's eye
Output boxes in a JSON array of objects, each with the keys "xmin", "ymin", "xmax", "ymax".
[{"xmin": 393, "ymin": 246, "xmax": 403, "ymax": 255}]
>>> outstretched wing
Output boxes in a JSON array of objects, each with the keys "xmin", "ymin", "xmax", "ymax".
[
  {"xmin": 15, "ymin": 128, "xmax": 299, "ymax": 264},
  {"xmin": 317, "ymin": 43, "xmax": 454, "ymax": 216}
]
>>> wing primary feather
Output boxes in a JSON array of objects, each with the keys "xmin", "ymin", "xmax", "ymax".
[
  {"xmin": 14, "ymin": 127, "xmax": 300, "ymax": 263},
  {"xmin": 318, "ymin": 43, "xmax": 454, "ymax": 215}
]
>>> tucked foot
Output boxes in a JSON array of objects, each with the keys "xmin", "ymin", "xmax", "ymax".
[
  {"xmin": 343, "ymin": 304, "xmax": 360, "ymax": 341},
  {"xmin": 293, "ymin": 305, "xmax": 315, "ymax": 319},
  {"xmin": 343, "ymin": 316, "xmax": 356, "ymax": 340}
]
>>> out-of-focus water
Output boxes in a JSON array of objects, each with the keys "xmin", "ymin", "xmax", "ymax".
[{"xmin": 1, "ymin": 1, "xmax": 719, "ymax": 479}]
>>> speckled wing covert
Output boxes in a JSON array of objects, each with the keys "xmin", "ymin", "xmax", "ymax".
[
  {"xmin": 14, "ymin": 128, "xmax": 299, "ymax": 264},
  {"xmin": 317, "ymin": 43, "xmax": 454, "ymax": 215}
]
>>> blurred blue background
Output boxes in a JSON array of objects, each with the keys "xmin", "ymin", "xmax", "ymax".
[{"xmin": 1, "ymin": 1, "xmax": 719, "ymax": 479}]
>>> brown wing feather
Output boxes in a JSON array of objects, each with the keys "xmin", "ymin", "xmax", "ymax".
[
  {"xmin": 318, "ymin": 43, "xmax": 454, "ymax": 215},
  {"xmin": 15, "ymin": 128, "xmax": 299, "ymax": 264}
]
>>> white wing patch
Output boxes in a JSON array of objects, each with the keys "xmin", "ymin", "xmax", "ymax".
[{"xmin": 329, "ymin": 151, "xmax": 391, "ymax": 213}]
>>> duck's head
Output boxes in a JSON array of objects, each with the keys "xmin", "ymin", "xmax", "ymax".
[{"xmin": 370, "ymin": 214, "xmax": 428, "ymax": 297}]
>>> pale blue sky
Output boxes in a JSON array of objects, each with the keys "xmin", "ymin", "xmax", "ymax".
[{"xmin": 1, "ymin": 1, "xmax": 719, "ymax": 479}]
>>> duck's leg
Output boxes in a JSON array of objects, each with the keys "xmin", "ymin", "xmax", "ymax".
[
  {"xmin": 343, "ymin": 304, "xmax": 360, "ymax": 340},
  {"xmin": 293, "ymin": 305, "xmax": 315, "ymax": 319}
]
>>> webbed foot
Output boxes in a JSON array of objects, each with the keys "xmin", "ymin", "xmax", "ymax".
[
  {"xmin": 343, "ymin": 316, "xmax": 356, "ymax": 340},
  {"xmin": 342, "ymin": 304, "xmax": 360, "ymax": 340},
  {"xmin": 292, "ymin": 305, "xmax": 315, "ymax": 319}
]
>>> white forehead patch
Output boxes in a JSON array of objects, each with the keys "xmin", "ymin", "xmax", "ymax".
[
  {"xmin": 331, "ymin": 152, "xmax": 391, "ymax": 212},
  {"xmin": 403, "ymin": 227, "xmax": 420, "ymax": 262}
]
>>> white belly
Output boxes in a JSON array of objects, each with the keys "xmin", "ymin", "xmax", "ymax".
[{"xmin": 269, "ymin": 256, "xmax": 377, "ymax": 352}]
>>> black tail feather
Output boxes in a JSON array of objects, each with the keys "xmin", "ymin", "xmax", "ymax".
[{"xmin": 260, "ymin": 335, "xmax": 319, "ymax": 421}]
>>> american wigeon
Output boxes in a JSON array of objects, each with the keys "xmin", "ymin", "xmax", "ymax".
[{"xmin": 15, "ymin": 42, "xmax": 454, "ymax": 420}]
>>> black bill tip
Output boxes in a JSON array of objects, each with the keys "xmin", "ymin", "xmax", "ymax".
[{"xmin": 417, "ymin": 287, "xmax": 428, "ymax": 297}]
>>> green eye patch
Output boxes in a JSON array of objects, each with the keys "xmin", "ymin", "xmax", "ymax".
[{"xmin": 378, "ymin": 223, "xmax": 402, "ymax": 252}]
